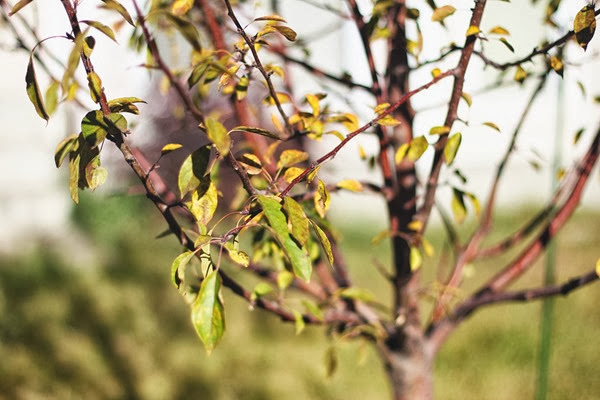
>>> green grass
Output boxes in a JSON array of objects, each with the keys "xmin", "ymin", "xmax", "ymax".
[{"xmin": 0, "ymin": 195, "xmax": 598, "ymax": 399}]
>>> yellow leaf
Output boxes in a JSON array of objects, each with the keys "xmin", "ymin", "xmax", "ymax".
[
  {"xmin": 488, "ymin": 26, "xmax": 510, "ymax": 35},
  {"xmin": 550, "ymin": 56, "xmax": 564, "ymax": 77},
  {"xmin": 466, "ymin": 25, "xmax": 481, "ymax": 37},
  {"xmin": 431, "ymin": 68, "xmax": 442, "ymax": 78},
  {"xmin": 429, "ymin": 125, "xmax": 450, "ymax": 135},
  {"xmin": 514, "ymin": 65, "xmax": 527, "ymax": 84},
  {"xmin": 171, "ymin": 0, "xmax": 194, "ymax": 16},
  {"xmin": 314, "ymin": 179, "xmax": 330, "ymax": 218},
  {"xmin": 407, "ymin": 220, "xmax": 423, "ymax": 231},
  {"xmin": 283, "ymin": 167, "xmax": 304, "ymax": 183},
  {"xmin": 395, "ymin": 143, "xmax": 409, "ymax": 165},
  {"xmin": 410, "ymin": 246, "xmax": 423, "ymax": 271},
  {"xmin": 461, "ymin": 92, "xmax": 473, "ymax": 107},
  {"xmin": 161, "ymin": 143, "xmax": 183, "ymax": 155},
  {"xmin": 431, "ymin": 5, "xmax": 456, "ymax": 23},
  {"xmin": 305, "ymin": 93, "xmax": 320, "ymax": 117},
  {"xmin": 358, "ymin": 145, "xmax": 367, "ymax": 160},
  {"xmin": 337, "ymin": 179, "xmax": 363, "ymax": 192},
  {"xmin": 483, "ymin": 121, "xmax": 501, "ymax": 132}
]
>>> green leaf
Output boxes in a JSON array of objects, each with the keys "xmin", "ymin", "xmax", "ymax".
[
  {"xmin": 283, "ymin": 197, "xmax": 310, "ymax": 246},
  {"xmin": 431, "ymin": 5, "xmax": 456, "ymax": 23},
  {"xmin": 293, "ymin": 310, "xmax": 305, "ymax": 334},
  {"xmin": 87, "ymin": 72, "xmax": 103, "ymax": 103},
  {"xmin": 100, "ymin": 0, "xmax": 134, "ymax": 26},
  {"xmin": 278, "ymin": 149, "xmax": 309, "ymax": 169},
  {"xmin": 229, "ymin": 125, "xmax": 281, "ymax": 140},
  {"xmin": 171, "ymin": 250, "xmax": 195, "ymax": 288},
  {"xmin": 45, "ymin": 80, "xmax": 59, "ymax": 116},
  {"xmin": 25, "ymin": 54, "xmax": 49, "ymax": 122},
  {"xmin": 204, "ymin": 117, "xmax": 231, "ymax": 156},
  {"xmin": 272, "ymin": 25, "xmax": 297, "ymax": 41},
  {"xmin": 54, "ymin": 134, "xmax": 79, "ymax": 168},
  {"xmin": 314, "ymin": 179, "xmax": 330, "ymax": 218},
  {"xmin": 338, "ymin": 287, "xmax": 375, "ymax": 302},
  {"xmin": 310, "ymin": 221, "xmax": 334, "ymax": 266},
  {"xmin": 178, "ymin": 146, "xmax": 211, "ymax": 198},
  {"xmin": 187, "ymin": 180, "xmax": 218, "ymax": 226},
  {"xmin": 302, "ymin": 299, "xmax": 324, "ymax": 320},
  {"xmin": 444, "ymin": 132, "xmax": 462, "ymax": 165},
  {"xmin": 161, "ymin": 143, "xmax": 183, "ymax": 155},
  {"xmin": 81, "ymin": 20, "xmax": 117, "ymax": 42},
  {"xmin": 191, "ymin": 270, "xmax": 225, "ymax": 354},
  {"xmin": 407, "ymin": 136, "xmax": 428, "ymax": 161},
  {"xmin": 165, "ymin": 12, "xmax": 201, "ymax": 51},
  {"xmin": 8, "ymin": 0, "xmax": 33, "ymax": 16},
  {"xmin": 277, "ymin": 270, "xmax": 294, "ymax": 290},
  {"xmin": 574, "ymin": 4, "xmax": 597, "ymax": 51},
  {"xmin": 251, "ymin": 282, "xmax": 273, "ymax": 301},
  {"xmin": 257, "ymin": 195, "xmax": 312, "ymax": 281},
  {"xmin": 451, "ymin": 188, "xmax": 467, "ymax": 224}
]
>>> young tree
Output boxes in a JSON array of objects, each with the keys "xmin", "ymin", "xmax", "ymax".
[{"xmin": 5, "ymin": 0, "xmax": 599, "ymax": 398}]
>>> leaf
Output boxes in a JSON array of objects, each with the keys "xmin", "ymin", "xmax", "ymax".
[
  {"xmin": 483, "ymin": 121, "xmax": 501, "ymax": 132},
  {"xmin": 314, "ymin": 179, "xmax": 330, "ymax": 218},
  {"xmin": 191, "ymin": 269, "xmax": 225, "ymax": 354},
  {"xmin": 283, "ymin": 167, "xmax": 304, "ymax": 183},
  {"xmin": 336, "ymin": 179, "xmax": 363, "ymax": 192},
  {"xmin": 305, "ymin": 93, "xmax": 321, "ymax": 117},
  {"xmin": 431, "ymin": 68, "xmax": 442, "ymax": 78},
  {"xmin": 514, "ymin": 65, "xmax": 527, "ymax": 84},
  {"xmin": 251, "ymin": 282, "xmax": 273, "ymax": 301},
  {"xmin": 258, "ymin": 196, "xmax": 311, "ymax": 281},
  {"xmin": 431, "ymin": 5, "xmax": 456, "ymax": 23},
  {"xmin": 574, "ymin": 4, "xmax": 597, "ymax": 51},
  {"xmin": 410, "ymin": 246, "xmax": 422, "ymax": 271},
  {"xmin": 224, "ymin": 242, "xmax": 250, "ymax": 267},
  {"xmin": 573, "ymin": 127, "xmax": 585, "ymax": 145},
  {"xmin": 488, "ymin": 26, "xmax": 510, "ymax": 35},
  {"xmin": 461, "ymin": 92, "xmax": 472, "ymax": 107},
  {"xmin": 171, "ymin": 250, "xmax": 195, "ymax": 288},
  {"xmin": 45, "ymin": 80, "xmax": 59, "ymax": 116},
  {"xmin": 54, "ymin": 134, "xmax": 79, "ymax": 168},
  {"xmin": 277, "ymin": 270, "xmax": 294, "ymax": 290},
  {"xmin": 272, "ymin": 25, "xmax": 297, "ymax": 41},
  {"xmin": 8, "ymin": 0, "xmax": 33, "ymax": 16},
  {"xmin": 429, "ymin": 125, "xmax": 450, "ymax": 135},
  {"xmin": 451, "ymin": 188, "xmax": 467, "ymax": 224},
  {"xmin": 165, "ymin": 12, "xmax": 201, "ymax": 51},
  {"xmin": 235, "ymin": 75, "xmax": 249, "ymax": 101},
  {"xmin": 466, "ymin": 25, "xmax": 481, "ymax": 37},
  {"xmin": 254, "ymin": 14, "xmax": 287, "ymax": 23},
  {"xmin": 550, "ymin": 56, "xmax": 564, "ymax": 77},
  {"xmin": 338, "ymin": 287, "xmax": 375, "ymax": 302},
  {"xmin": 444, "ymin": 132, "xmax": 462, "ymax": 165},
  {"xmin": 100, "ymin": 0, "xmax": 134, "ymax": 26},
  {"xmin": 278, "ymin": 149, "xmax": 309, "ymax": 169},
  {"xmin": 499, "ymin": 37, "xmax": 515, "ymax": 52},
  {"xmin": 186, "ymin": 179, "xmax": 216, "ymax": 226},
  {"xmin": 178, "ymin": 146, "xmax": 211, "ymax": 198},
  {"xmin": 395, "ymin": 143, "xmax": 409, "ymax": 165},
  {"xmin": 87, "ymin": 72, "xmax": 103, "ymax": 103},
  {"xmin": 204, "ymin": 117, "xmax": 231, "ymax": 156},
  {"xmin": 81, "ymin": 20, "xmax": 117, "ymax": 42},
  {"xmin": 81, "ymin": 111, "xmax": 127, "ymax": 147},
  {"xmin": 87, "ymin": 165, "xmax": 108, "ymax": 190},
  {"xmin": 596, "ymin": 258, "xmax": 600, "ymax": 277},
  {"xmin": 310, "ymin": 221, "xmax": 334, "ymax": 266},
  {"xmin": 69, "ymin": 153, "xmax": 81, "ymax": 204},
  {"xmin": 283, "ymin": 197, "xmax": 310, "ymax": 246},
  {"xmin": 377, "ymin": 115, "xmax": 401, "ymax": 127},
  {"xmin": 229, "ymin": 125, "xmax": 280, "ymax": 140},
  {"xmin": 107, "ymin": 97, "xmax": 146, "ymax": 114},
  {"xmin": 407, "ymin": 136, "xmax": 428, "ymax": 161},
  {"xmin": 324, "ymin": 347, "xmax": 338, "ymax": 378},
  {"xmin": 161, "ymin": 143, "xmax": 183, "ymax": 155},
  {"xmin": 407, "ymin": 220, "xmax": 423, "ymax": 231},
  {"xmin": 302, "ymin": 299, "xmax": 324, "ymax": 321},
  {"xmin": 25, "ymin": 55, "xmax": 49, "ymax": 121},
  {"xmin": 171, "ymin": 0, "xmax": 194, "ymax": 16},
  {"xmin": 293, "ymin": 310, "xmax": 305, "ymax": 334}
]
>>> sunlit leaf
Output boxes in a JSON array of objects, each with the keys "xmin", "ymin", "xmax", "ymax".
[
  {"xmin": 596, "ymin": 258, "xmax": 600, "ymax": 277},
  {"xmin": 278, "ymin": 149, "xmax": 309, "ymax": 169},
  {"xmin": 277, "ymin": 270, "xmax": 294, "ymax": 290},
  {"xmin": 338, "ymin": 287, "xmax": 375, "ymax": 302},
  {"xmin": 87, "ymin": 71, "xmax": 103, "ymax": 103},
  {"xmin": 410, "ymin": 246, "xmax": 422, "ymax": 271},
  {"xmin": 395, "ymin": 143, "xmax": 409, "ymax": 165},
  {"xmin": 81, "ymin": 20, "xmax": 117, "ymax": 42},
  {"xmin": 225, "ymin": 242, "xmax": 250, "ymax": 267},
  {"xmin": 314, "ymin": 179, "xmax": 330, "ymax": 218},
  {"xmin": 283, "ymin": 196, "xmax": 310, "ymax": 246},
  {"xmin": 431, "ymin": 5, "xmax": 456, "ymax": 23},
  {"xmin": 336, "ymin": 179, "xmax": 363, "ymax": 192},
  {"xmin": 170, "ymin": 250, "xmax": 194, "ymax": 288},
  {"xmin": 8, "ymin": 0, "xmax": 33, "ymax": 15},
  {"xmin": 574, "ymin": 4, "xmax": 597, "ymax": 51},
  {"xmin": 100, "ymin": 0, "xmax": 134, "ymax": 26},
  {"xmin": 204, "ymin": 117, "xmax": 231, "ymax": 156},
  {"xmin": 310, "ymin": 221, "xmax": 334, "ymax": 266},
  {"xmin": 69, "ymin": 153, "xmax": 80, "ymax": 204},
  {"xmin": 466, "ymin": 25, "xmax": 481, "ymax": 37},
  {"xmin": 305, "ymin": 93, "xmax": 320, "ymax": 117},
  {"xmin": 25, "ymin": 55, "xmax": 49, "ymax": 122},
  {"xmin": 429, "ymin": 125, "xmax": 450, "ymax": 135},
  {"xmin": 171, "ymin": 0, "xmax": 193, "ymax": 16},
  {"xmin": 407, "ymin": 136, "xmax": 428, "ymax": 161},
  {"xmin": 191, "ymin": 269, "xmax": 225, "ymax": 354},
  {"xmin": 488, "ymin": 26, "xmax": 510, "ymax": 35},
  {"xmin": 444, "ymin": 132, "xmax": 462, "ymax": 165},
  {"xmin": 407, "ymin": 220, "xmax": 423, "ymax": 231},
  {"xmin": 178, "ymin": 146, "xmax": 211, "ymax": 198},
  {"xmin": 54, "ymin": 134, "xmax": 79, "ymax": 168},
  {"xmin": 283, "ymin": 167, "xmax": 304, "ymax": 183}
]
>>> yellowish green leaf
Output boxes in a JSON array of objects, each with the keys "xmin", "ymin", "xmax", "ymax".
[
  {"xmin": 278, "ymin": 149, "xmax": 309, "ymax": 169},
  {"xmin": 178, "ymin": 145, "xmax": 211, "ymax": 198},
  {"xmin": 272, "ymin": 25, "xmax": 297, "ymax": 41},
  {"xmin": 451, "ymin": 188, "xmax": 467, "ymax": 224},
  {"xmin": 204, "ymin": 117, "xmax": 231, "ymax": 155},
  {"xmin": 310, "ymin": 221, "xmax": 334, "ymax": 266},
  {"xmin": 431, "ymin": 5, "xmax": 456, "ymax": 23},
  {"xmin": 407, "ymin": 136, "xmax": 429, "ymax": 161},
  {"xmin": 87, "ymin": 71, "xmax": 103, "ymax": 104},
  {"xmin": 283, "ymin": 196, "xmax": 310, "ymax": 246},
  {"xmin": 336, "ymin": 179, "xmax": 363, "ymax": 192},
  {"xmin": 314, "ymin": 179, "xmax": 330, "ymax": 218},
  {"xmin": 499, "ymin": 37, "xmax": 515, "ymax": 52},
  {"xmin": 444, "ymin": 132, "xmax": 462, "ymax": 165},
  {"xmin": 461, "ymin": 92, "xmax": 472, "ymax": 107},
  {"xmin": 81, "ymin": 20, "xmax": 117, "ymax": 42},
  {"xmin": 410, "ymin": 246, "xmax": 423, "ymax": 271},
  {"xmin": 25, "ymin": 54, "xmax": 49, "ymax": 122},
  {"xmin": 100, "ymin": 0, "xmax": 134, "ymax": 26},
  {"xmin": 224, "ymin": 242, "xmax": 249, "ymax": 267},
  {"xmin": 429, "ymin": 125, "xmax": 450, "ymax": 135},
  {"xmin": 191, "ymin": 269, "xmax": 225, "ymax": 354},
  {"xmin": 483, "ymin": 121, "xmax": 501, "ymax": 132}
]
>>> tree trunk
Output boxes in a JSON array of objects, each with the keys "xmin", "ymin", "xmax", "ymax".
[{"xmin": 379, "ymin": 326, "xmax": 434, "ymax": 400}]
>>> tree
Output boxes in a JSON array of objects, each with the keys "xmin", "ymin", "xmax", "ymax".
[{"xmin": 3, "ymin": 0, "xmax": 599, "ymax": 398}]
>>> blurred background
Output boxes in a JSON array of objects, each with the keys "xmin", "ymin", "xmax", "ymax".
[{"xmin": 0, "ymin": 0, "xmax": 599, "ymax": 399}]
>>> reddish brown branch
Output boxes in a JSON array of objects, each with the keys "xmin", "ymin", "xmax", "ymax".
[
  {"xmin": 416, "ymin": 0, "xmax": 487, "ymax": 233},
  {"xmin": 280, "ymin": 69, "xmax": 453, "ymax": 197}
]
